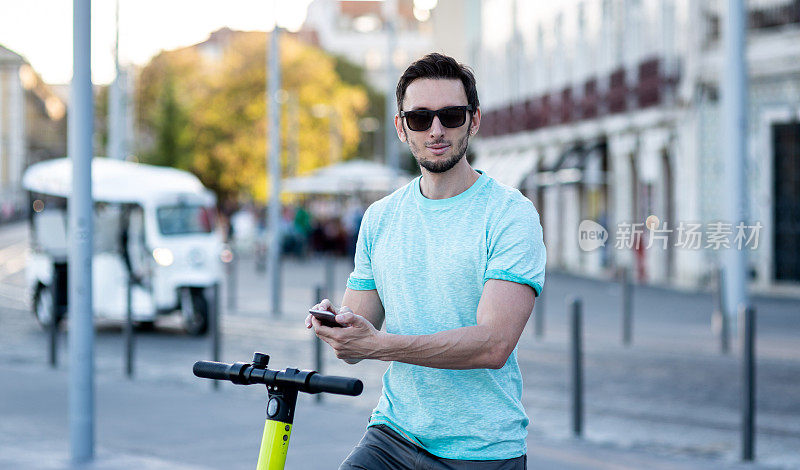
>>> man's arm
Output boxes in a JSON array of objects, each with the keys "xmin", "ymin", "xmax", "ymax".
[
  {"xmin": 313, "ymin": 279, "xmax": 535, "ymax": 370},
  {"xmin": 341, "ymin": 287, "xmax": 385, "ymax": 329}
]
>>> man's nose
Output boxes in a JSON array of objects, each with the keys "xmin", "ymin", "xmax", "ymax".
[{"xmin": 429, "ymin": 116, "xmax": 445, "ymax": 138}]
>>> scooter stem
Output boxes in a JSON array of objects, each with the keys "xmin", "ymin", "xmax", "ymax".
[{"xmin": 256, "ymin": 387, "xmax": 298, "ymax": 470}]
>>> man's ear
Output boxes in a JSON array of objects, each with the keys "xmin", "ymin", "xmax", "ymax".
[
  {"xmin": 394, "ymin": 114, "xmax": 407, "ymax": 142},
  {"xmin": 469, "ymin": 107, "xmax": 481, "ymax": 136}
]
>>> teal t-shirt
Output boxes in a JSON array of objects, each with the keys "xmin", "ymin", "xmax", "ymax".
[{"xmin": 346, "ymin": 170, "xmax": 546, "ymax": 460}]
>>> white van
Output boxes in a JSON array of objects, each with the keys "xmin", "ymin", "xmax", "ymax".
[{"xmin": 22, "ymin": 157, "xmax": 224, "ymax": 335}]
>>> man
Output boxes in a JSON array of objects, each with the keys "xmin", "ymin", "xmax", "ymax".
[{"xmin": 306, "ymin": 53, "xmax": 546, "ymax": 469}]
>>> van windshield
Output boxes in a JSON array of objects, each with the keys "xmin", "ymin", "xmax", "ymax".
[{"xmin": 157, "ymin": 205, "xmax": 215, "ymax": 236}]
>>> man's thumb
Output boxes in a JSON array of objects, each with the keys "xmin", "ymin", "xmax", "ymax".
[{"xmin": 336, "ymin": 311, "xmax": 359, "ymax": 326}]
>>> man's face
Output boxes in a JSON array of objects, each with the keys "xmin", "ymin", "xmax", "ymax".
[{"xmin": 395, "ymin": 78, "xmax": 480, "ymax": 174}]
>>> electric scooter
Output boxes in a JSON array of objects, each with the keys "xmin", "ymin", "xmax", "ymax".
[{"xmin": 193, "ymin": 352, "xmax": 363, "ymax": 470}]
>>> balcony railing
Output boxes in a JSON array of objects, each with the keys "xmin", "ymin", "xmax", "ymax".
[
  {"xmin": 480, "ymin": 56, "xmax": 679, "ymax": 138},
  {"xmin": 580, "ymin": 78, "xmax": 599, "ymax": 120},
  {"xmin": 608, "ymin": 67, "xmax": 628, "ymax": 114},
  {"xmin": 704, "ymin": 0, "xmax": 800, "ymax": 45}
]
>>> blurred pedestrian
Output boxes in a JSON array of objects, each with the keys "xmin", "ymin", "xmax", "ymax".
[
  {"xmin": 322, "ymin": 215, "xmax": 346, "ymax": 255},
  {"xmin": 255, "ymin": 206, "xmax": 267, "ymax": 272},
  {"xmin": 280, "ymin": 205, "xmax": 301, "ymax": 256},
  {"xmin": 342, "ymin": 196, "xmax": 364, "ymax": 258},
  {"xmin": 293, "ymin": 202, "xmax": 312, "ymax": 257},
  {"xmin": 306, "ymin": 53, "xmax": 546, "ymax": 469},
  {"xmin": 230, "ymin": 204, "xmax": 257, "ymax": 253}
]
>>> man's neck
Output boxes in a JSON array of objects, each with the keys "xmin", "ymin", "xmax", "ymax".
[{"xmin": 419, "ymin": 159, "xmax": 480, "ymax": 200}]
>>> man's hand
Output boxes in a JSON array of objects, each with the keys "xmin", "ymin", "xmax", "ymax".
[
  {"xmin": 306, "ymin": 299, "xmax": 385, "ymax": 364},
  {"xmin": 305, "ymin": 298, "xmax": 340, "ymax": 327}
]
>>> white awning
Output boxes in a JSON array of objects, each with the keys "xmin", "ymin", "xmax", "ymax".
[
  {"xmin": 473, "ymin": 151, "xmax": 538, "ymax": 188},
  {"xmin": 282, "ymin": 159, "xmax": 413, "ymax": 195}
]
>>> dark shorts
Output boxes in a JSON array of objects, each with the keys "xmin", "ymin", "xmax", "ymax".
[{"xmin": 339, "ymin": 424, "xmax": 527, "ymax": 470}]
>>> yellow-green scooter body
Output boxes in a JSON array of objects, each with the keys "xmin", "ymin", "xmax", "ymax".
[{"xmin": 256, "ymin": 418, "xmax": 292, "ymax": 470}]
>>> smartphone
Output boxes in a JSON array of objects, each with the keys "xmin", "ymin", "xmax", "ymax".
[{"xmin": 309, "ymin": 308, "xmax": 343, "ymax": 328}]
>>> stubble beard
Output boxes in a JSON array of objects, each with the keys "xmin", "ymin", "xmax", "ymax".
[{"xmin": 406, "ymin": 125, "xmax": 471, "ymax": 174}]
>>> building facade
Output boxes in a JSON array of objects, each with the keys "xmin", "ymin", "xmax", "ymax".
[
  {"xmin": 303, "ymin": 0, "xmax": 436, "ymax": 91},
  {"xmin": 470, "ymin": 0, "xmax": 800, "ymax": 290},
  {"xmin": 0, "ymin": 44, "xmax": 67, "ymax": 223},
  {"xmin": 0, "ymin": 45, "xmax": 27, "ymax": 221}
]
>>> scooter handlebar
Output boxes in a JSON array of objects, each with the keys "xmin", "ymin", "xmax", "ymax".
[
  {"xmin": 193, "ymin": 360, "xmax": 363, "ymax": 396},
  {"xmin": 308, "ymin": 373, "xmax": 363, "ymax": 396},
  {"xmin": 193, "ymin": 361, "xmax": 238, "ymax": 382}
]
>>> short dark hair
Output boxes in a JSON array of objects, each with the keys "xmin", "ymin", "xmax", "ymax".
[{"xmin": 395, "ymin": 52, "xmax": 479, "ymax": 113}]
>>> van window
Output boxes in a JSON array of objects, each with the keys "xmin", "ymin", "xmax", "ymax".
[
  {"xmin": 94, "ymin": 204, "xmax": 122, "ymax": 253},
  {"xmin": 157, "ymin": 205, "xmax": 215, "ymax": 236}
]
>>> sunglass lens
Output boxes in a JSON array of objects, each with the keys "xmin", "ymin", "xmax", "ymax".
[
  {"xmin": 406, "ymin": 112, "xmax": 433, "ymax": 132},
  {"xmin": 438, "ymin": 108, "xmax": 467, "ymax": 128}
]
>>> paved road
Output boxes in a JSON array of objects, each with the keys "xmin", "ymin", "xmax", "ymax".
[
  {"xmin": 1, "ymin": 221, "xmax": 798, "ymax": 469},
  {"xmin": 0, "ymin": 361, "xmax": 773, "ymax": 470}
]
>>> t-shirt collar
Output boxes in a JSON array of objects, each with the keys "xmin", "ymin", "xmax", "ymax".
[{"xmin": 414, "ymin": 170, "xmax": 487, "ymax": 210}]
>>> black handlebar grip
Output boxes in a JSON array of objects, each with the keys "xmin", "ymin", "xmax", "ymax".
[
  {"xmin": 308, "ymin": 374, "xmax": 363, "ymax": 396},
  {"xmin": 193, "ymin": 361, "xmax": 233, "ymax": 381}
]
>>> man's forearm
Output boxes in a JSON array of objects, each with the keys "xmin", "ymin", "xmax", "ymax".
[{"xmin": 372, "ymin": 326, "xmax": 508, "ymax": 370}]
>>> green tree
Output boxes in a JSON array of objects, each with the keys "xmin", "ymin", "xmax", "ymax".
[
  {"xmin": 135, "ymin": 31, "xmax": 370, "ymax": 206},
  {"xmin": 147, "ymin": 75, "xmax": 193, "ymax": 169},
  {"xmin": 332, "ymin": 54, "xmax": 385, "ymax": 160},
  {"xmin": 94, "ymin": 85, "xmax": 108, "ymax": 156}
]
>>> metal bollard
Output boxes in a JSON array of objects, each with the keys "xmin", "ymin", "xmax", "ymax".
[
  {"xmin": 49, "ymin": 284, "xmax": 58, "ymax": 368},
  {"xmin": 534, "ymin": 292, "xmax": 544, "ymax": 339},
  {"xmin": 712, "ymin": 267, "xmax": 730, "ymax": 354},
  {"xmin": 226, "ymin": 246, "xmax": 237, "ymax": 312},
  {"xmin": 620, "ymin": 266, "xmax": 633, "ymax": 347},
  {"xmin": 570, "ymin": 297, "xmax": 584, "ymax": 437},
  {"xmin": 124, "ymin": 278, "xmax": 134, "ymax": 378},
  {"xmin": 210, "ymin": 283, "xmax": 221, "ymax": 390},
  {"xmin": 740, "ymin": 304, "xmax": 756, "ymax": 461},
  {"xmin": 314, "ymin": 285, "xmax": 324, "ymax": 403}
]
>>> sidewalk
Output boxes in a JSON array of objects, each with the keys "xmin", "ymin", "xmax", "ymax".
[{"xmin": 0, "ymin": 363, "xmax": 778, "ymax": 470}]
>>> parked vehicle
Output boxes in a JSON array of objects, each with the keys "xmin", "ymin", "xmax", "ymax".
[{"xmin": 22, "ymin": 157, "xmax": 223, "ymax": 335}]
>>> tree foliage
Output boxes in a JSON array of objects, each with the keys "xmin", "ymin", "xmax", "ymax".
[
  {"xmin": 332, "ymin": 54, "xmax": 385, "ymax": 160},
  {"xmin": 136, "ymin": 32, "xmax": 369, "ymax": 205}
]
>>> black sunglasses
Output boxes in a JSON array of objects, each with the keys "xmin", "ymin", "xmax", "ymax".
[{"xmin": 400, "ymin": 105, "xmax": 473, "ymax": 132}]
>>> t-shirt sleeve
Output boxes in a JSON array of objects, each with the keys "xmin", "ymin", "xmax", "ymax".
[
  {"xmin": 484, "ymin": 200, "xmax": 546, "ymax": 296},
  {"xmin": 346, "ymin": 205, "xmax": 377, "ymax": 291}
]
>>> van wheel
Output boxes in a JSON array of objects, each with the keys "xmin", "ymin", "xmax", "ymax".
[
  {"xmin": 181, "ymin": 287, "xmax": 208, "ymax": 336},
  {"xmin": 34, "ymin": 286, "xmax": 60, "ymax": 329}
]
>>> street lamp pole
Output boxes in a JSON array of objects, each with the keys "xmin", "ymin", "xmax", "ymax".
[
  {"xmin": 721, "ymin": 0, "xmax": 749, "ymax": 329},
  {"xmin": 288, "ymin": 92, "xmax": 299, "ymax": 177},
  {"xmin": 69, "ymin": 0, "xmax": 95, "ymax": 462},
  {"xmin": 109, "ymin": 0, "xmax": 125, "ymax": 161},
  {"xmin": 267, "ymin": 24, "xmax": 282, "ymax": 317},
  {"xmin": 384, "ymin": 0, "xmax": 399, "ymax": 171}
]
